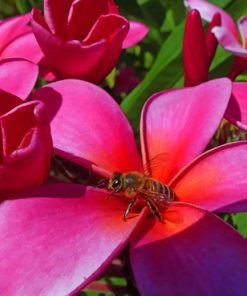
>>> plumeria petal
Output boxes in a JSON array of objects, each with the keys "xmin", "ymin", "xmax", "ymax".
[
  {"xmin": 44, "ymin": 0, "xmax": 73, "ymax": 37},
  {"xmin": 0, "ymin": 183, "xmax": 144, "ymax": 295},
  {"xmin": 0, "ymin": 58, "xmax": 38, "ymax": 99},
  {"xmin": 170, "ymin": 141, "xmax": 247, "ymax": 212},
  {"xmin": 0, "ymin": 32, "xmax": 43, "ymax": 64},
  {"xmin": 0, "ymin": 13, "xmax": 31, "ymax": 55},
  {"xmin": 184, "ymin": 0, "xmax": 239, "ymax": 40},
  {"xmin": 183, "ymin": 10, "xmax": 208, "ymax": 86},
  {"xmin": 205, "ymin": 12, "xmax": 221, "ymax": 64},
  {"xmin": 33, "ymin": 79, "xmax": 142, "ymax": 175},
  {"xmin": 141, "ymin": 78, "xmax": 231, "ymax": 184},
  {"xmin": 67, "ymin": 0, "xmax": 119, "ymax": 40},
  {"xmin": 0, "ymin": 100, "xmax": 52, "ymax": 197},
  {"xmin": 131, "ymin": 203, "xmax": 247, "ymax": 296},
  {"xmin": 225, "ymin": 82, "xmax": 247, "ymax": 131},
  {"xmin": 83, "ymin": 14, "xmax": 129, "ymax": 82},
  {"xmin": 212, "ymin": 26, "xmax": 247, "ymax": 57},
  {"xmin": 122, "ymin": 21, "xmax": 149, "ymax": 49},
  {"xmin": 0, "ymin": 90, "xmax": 21, "ymax": 115},
  {"xmin": 32, "ymin": 7, "xmax": 108, "ymax": 81},
  {"xmin": 238, "ymin": 16, "xmax": 247, "ymax": 49}
]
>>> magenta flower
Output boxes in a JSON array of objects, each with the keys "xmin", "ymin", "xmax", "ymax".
[
  {"xmin": 0, "ymin": 13, "xmax": 43, "ymax": 63},
  {"xmin": 31, "ymin": 0, "xmax": 149, "ymax": 83},
  {"xmin": 0, "ymin": 60, "xmax": 51, "ymax": 197},
  {"xmin": 184, "ymin": 0, "xmax": 247, "ymax": 79},
  {"xmin": 0, "ymin": 78, "xmax": 247, "ymax": 295},
  {"xmin": 0, "ymin": 95, "xmax": 52, "ymax": 197}
]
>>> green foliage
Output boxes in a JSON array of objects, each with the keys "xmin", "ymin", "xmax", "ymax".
[
  {"xmin": 120, "ymin": 0, "xmax": 247, "ymax": 130},
  {"xmin": 235, "ymin": 213, "xmax": 247, "ymax": 237}
]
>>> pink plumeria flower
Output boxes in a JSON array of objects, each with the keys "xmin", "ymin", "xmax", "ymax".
[
  {"xmin": 184, "ymin": 0, "xmax": 247, "ymax": 79},
  {"xmin": 0, "ymin": 13, "xmax": 43, "ymax": 63},
  {"xmin": 0, "ymin": 58, "xmax": 38, "ymax": 99},
  {"xmin": 31, "ymin": 0, "xmax": 149, "ymax": 83},
  {"xmin": 0, "ymin": 78, "xmax": 247, "ymax": 295}
]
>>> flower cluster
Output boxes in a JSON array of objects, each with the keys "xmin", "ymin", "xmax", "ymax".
[{"xmin": 0, "ymin": 0, "xmax": 246, "ymax": 295}]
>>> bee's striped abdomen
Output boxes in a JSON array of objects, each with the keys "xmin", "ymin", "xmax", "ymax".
[{"xmin": 144, "ymin": 178, "xmax": 175, "ymax": 201}]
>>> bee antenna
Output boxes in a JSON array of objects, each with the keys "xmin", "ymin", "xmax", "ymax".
[{"xmin": 97, "ymin": 178, "xmax": 109, "ymax": 188}]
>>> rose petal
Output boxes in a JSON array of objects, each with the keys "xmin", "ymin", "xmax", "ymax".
[
  {"xmin": 171, "ymin": 141, "xmax": 247, "ymax": 212},
  {"xmin": 122, "ymin": 20, "xmax": 149, "ymax": 49},
  {"xmin": 141, "ymin": 78, "xmax": 231, "ymax": 183},
  {"xmin": 131, "ymin": 203, "xmax": 247, "ymax": 296},
  {"xmin": 33, "ymin": 79, "xmax": 142, "ymax": 175},
  {"xmin": 238, "ymin": 16, "xmax": 247, "ymax": 49},
  {"xmin": 0, "ymin": 183, "xmax": 144, "ymax": 295},
  {"xmin": 0, "ymin": 32, "xmax": 43, "ymax": 64},
  {"xmin": 212, "ymin": 26, "xmax": 247, "ymax": 57},
  {"xmin": 0, "ymin": 58, "xmax": 38, "ymax": 99},
  {"xmin": 184, "ymin": 0, "xmax": 239, "ymax": 40},
  {"xmin": 225, "ymin": 82, "xmax": 247, "ymax": 131}
]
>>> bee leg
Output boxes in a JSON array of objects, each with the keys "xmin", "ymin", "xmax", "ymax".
[
  {"xmin": 124, "ymin": 198, "xmax": 137, "ymax": 221},
  {"xmin": 146, "ymin": 199, "xmax": 164, "ymax": 223}
]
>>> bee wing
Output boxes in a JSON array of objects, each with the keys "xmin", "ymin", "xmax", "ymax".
[
  {"xmin": 143, "ymin": 152, "xmax": 168, "ymax": 176},
  {"xmin": 135, "ymin": 188, "xmax": 171, "ymax": 208}
]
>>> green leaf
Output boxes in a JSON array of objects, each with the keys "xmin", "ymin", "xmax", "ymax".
[
  {"xmin": 209, "ymin": 0, "xmax": 232, "ymax": 7},
  {"xmin": 121, "ymin": 20, "xmax": 185, "ymax": 129},
  {"xmin": 15, "ymin": 0, "xmax": 30, "ymax": 13},
  {"xmin": 234, "ymin": 213, "xmax": 247, "ymax": 237}
]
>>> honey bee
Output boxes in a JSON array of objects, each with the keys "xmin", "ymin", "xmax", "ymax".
[{"xmin": 97, "ymin": 171, "xmax": 176, "ymax": 222}]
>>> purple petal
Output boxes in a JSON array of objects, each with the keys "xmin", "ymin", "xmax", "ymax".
[{"xmin": 131, "ymin": 203, "xmax": 247, "ymax": 296}]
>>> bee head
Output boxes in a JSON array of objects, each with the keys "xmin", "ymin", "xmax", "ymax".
[{"xmin": 108, "ymin": 172, "xmax": 122, "ymax": 193}]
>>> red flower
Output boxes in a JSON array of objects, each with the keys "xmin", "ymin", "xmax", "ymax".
[
  {"xmin": 0, "ymin": 78, "xmax": 247, "ymax": 295},
  {"xmin": 0, "ymin": 58, "xmax": 52, "ymax": 197},
  {"xmin": 0, "ymin": 96, "xmax": 52, "ymax": 197},
  {"xmin": 183, "ymin": 9, "xmax": 220, "ymax": 86},
  {"xmin": 31, "ymin": 0, "xmax": 149, "ymax": 83}
]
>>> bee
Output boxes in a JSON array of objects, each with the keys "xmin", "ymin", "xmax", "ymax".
[{"xmin": 97, "ymin": 171, "xmax": 176, "ymax": 222}]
